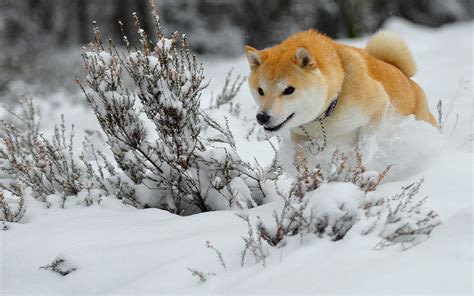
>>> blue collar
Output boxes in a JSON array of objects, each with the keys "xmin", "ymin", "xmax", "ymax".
[{"xmin": 316, "ymin": 96, "xmax": 339, "ymax": 121}]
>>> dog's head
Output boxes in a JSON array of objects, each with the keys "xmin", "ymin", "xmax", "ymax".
[{"xmin": 245, "ymin": 32, "xmax": 340, "ymax": 132}]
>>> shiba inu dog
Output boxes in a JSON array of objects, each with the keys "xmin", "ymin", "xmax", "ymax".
[{"xmin": 245, "ymin": 29, "xmax": 438, "ymax": 164}]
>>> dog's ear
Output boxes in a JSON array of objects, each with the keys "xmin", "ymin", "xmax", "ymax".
[
  {"xmin": 292, "ymin": 47, "xmax": 316, "ymax": 69},
  {"xmin": 245, "ymin": 46, "xmax": 263, "ymax": 68}
]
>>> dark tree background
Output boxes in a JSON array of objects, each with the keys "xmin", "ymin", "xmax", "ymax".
[
  {"xmin": 0, "ymin": 0, "xmax": 472, "ymax": 94},
  {"xmin": 1, "ymin": 0, "xmax": 472, "ymax": 54}
]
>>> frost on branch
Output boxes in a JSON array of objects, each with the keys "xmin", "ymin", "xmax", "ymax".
[
  {"xmin": 240, "ymin": 149, "xmax": 440, "ymax": 265},
  {"xmin": 79, "ymin": 6, "xmax": 265, "ymax": 214}
]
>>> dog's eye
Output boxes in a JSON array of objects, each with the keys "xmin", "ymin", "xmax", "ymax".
[
  {"xmin": 258, "ymin": 88, "xmax": 264, "ymax": 96},
  {"xmin": 283, "ymin": 87, "xmax": 295, "ymax": 95}
]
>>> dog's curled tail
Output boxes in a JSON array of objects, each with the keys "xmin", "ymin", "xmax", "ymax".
[{"xmin": 366, "ymin": 31, "xmax": 417, "ymax": 77}]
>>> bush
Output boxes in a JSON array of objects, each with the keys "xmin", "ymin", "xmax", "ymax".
[
  {"xmin": 0, "ymin": 4, "xmax": 265, "ymax": 214},
  {"xmin": 0, "ymin": 96, "xmax": 82, "ymax": 200},
  {"xmin": 239, "ymin": 148, "xmax": 441, "ymax": 265},
  {"xmin": 0, "ymin": 96, "xmax": 137, "ymax": 207},
  {"xmin": 79, "ymin": 6, "xmax": 265, "ymax": 214},
  {"xmin": 0, "ymin": 188, "xmax": 25, "ymax": 223}
]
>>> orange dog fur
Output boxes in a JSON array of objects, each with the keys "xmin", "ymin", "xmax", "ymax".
[{"xmin": 245, "ymin": 29, "xmax": 438, "ymax": 162}]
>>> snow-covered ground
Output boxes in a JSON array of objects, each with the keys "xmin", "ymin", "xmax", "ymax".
[{"xmin": 1, "ymin": 18, "xmax": 472, "ymax": 295}]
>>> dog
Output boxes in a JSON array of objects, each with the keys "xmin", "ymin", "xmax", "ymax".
[{"xmin": 245, "ymin": 29, "xmax": 438, "ymax": 165}]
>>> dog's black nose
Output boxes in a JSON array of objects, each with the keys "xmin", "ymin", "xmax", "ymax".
[{"xmin": 256, "ymin": 112, "xmax": 270, "ymax": 125}]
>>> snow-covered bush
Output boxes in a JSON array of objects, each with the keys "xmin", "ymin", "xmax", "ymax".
[
  {"xmin": 326, "ymin": 147, "xmax": 392, "ymax": 192},
  {"xmin": 0, "ymin": 96, "xmax": 137, "ymax": 206},
  {"xmin": 0, "ymin": 188, "xmax": 25, "ymax": 223},
  {"xmin": 372, "ymin": 178, "xmax": 441, "ymax": 250},
  {"xmin": 0, "ymin": 97, "xmax": 81, "ymax": 199},
  {"xmin": 240, "ymin": 149, "xmax": 441, "ymax": 265},
  {"xmin": 79, "ymin": 7, "xmax": 265, "ymax": 214}
]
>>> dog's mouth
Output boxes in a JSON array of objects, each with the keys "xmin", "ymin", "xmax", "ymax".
[{"xmin": 264, "ymin": 113, "xmax": 295, "ymax": 132}]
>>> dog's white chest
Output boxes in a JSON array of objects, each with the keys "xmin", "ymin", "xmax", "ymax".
[{"xmin": 292, "ymin": 105, "xmax": 368, "ymax": 142}]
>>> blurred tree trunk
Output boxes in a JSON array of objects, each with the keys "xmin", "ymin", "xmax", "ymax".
[
  {"xmin": 77, "ymin": 0, "xmax": 89, "ymax": 44},
  {"xmin": 136, "ymin": 0, "xmax": 154, "ymax": 38},
  {"xmin": 113, "ymin": 0, "xmax": 131, "ymax": 38}
]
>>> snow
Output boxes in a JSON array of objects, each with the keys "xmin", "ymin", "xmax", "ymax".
[
  {"xmin": 1, "ymin": 18, "xmax": 473, "ymax": 294},
  {"xmin": 156, "ymin": 37, "xmax": 173, "ymax": 51}
]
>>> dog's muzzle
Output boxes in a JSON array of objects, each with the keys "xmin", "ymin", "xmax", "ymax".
[{"xmin": 263, "ymin": 113, "xmax": 295, "ymax": 132}]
